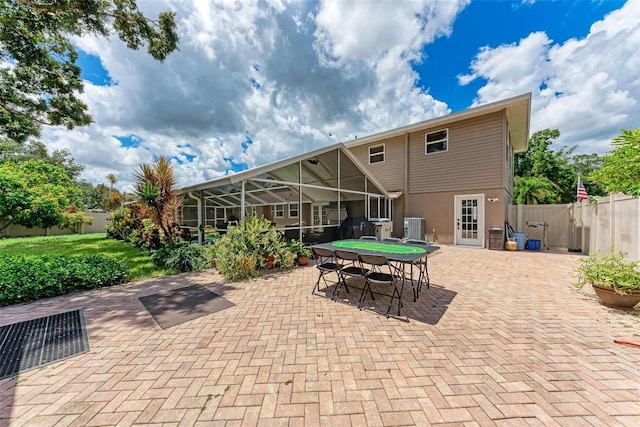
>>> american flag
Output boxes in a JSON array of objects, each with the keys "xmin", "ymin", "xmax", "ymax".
[{"xmin": 577, "ymin": 178, "xmax": 589, "ymax": 202}]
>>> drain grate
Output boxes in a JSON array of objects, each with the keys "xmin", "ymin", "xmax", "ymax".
[{"xmin": 0, "ymin": 309, "xmax": 89, "ymax": 380}]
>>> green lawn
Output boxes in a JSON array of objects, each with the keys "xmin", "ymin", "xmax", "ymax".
[{"xmin": 0, "ymin": 233, "xmax": 173, "ymax": 282}]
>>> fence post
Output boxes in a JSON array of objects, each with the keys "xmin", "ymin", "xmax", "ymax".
[
  {"xmin": 517, "ymin": 204, "xmax": 524, "ymax": 232},
  {"xmin": 609, "ymin": 193, "xmax": 616, "ymax": 253},
  {"xmin": 591, "ymin": 198, "xmax": 599, "ymax": 255}
]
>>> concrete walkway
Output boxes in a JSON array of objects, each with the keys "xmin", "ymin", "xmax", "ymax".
[{"xmin": 1, "ymin": 246, "xmax": 639, "ymax": 426}]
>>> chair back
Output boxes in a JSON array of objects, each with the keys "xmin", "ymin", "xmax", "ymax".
[
  {"xmin": 381, "ymin": 237, "xmax": 402, "ymax": 243},
  {"xmin": 406, "ymin": 239, "xmax": 430, "ymax": 247},
  {"xmin": 312, "ymin": 247, "xmax": 334, "ymax": 261},
  {"xmin": 359, "ymin": 235, "xmax": 378, "ymax": 241},
  {"xmin": 358, "ymin": 253, "xmax": 389, "ymax": 268},
  {"xmin": 335, "ymin": 250, "xmax": 358, "ymax": 262}
]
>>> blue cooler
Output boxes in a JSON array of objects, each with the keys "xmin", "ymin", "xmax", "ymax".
[
  {"xmin": 528, "ymin": 239, "xmax": 541, "ymax": 250},
  {"xmin": 509, "ymin": 232, "xmax": 526, "ymax": 250}
]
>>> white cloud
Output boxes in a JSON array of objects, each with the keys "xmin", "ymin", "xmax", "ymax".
[
  {"xmin": 44, "ymin": 0, "xmax": 465, "ymax": 191},
  {"xmin": 459, "ymin": 0, "xmax": 640, "ymax": 154}
]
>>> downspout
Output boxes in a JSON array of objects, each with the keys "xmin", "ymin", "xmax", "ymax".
[{"xmin": 404, "ymin": 132, "xmax": 409, "ymax": 230}]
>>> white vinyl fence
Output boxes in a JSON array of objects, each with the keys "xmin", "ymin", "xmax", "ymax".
[{"xmin": 508, "ymin": 193, "xmax": 640, "ymax": 261}]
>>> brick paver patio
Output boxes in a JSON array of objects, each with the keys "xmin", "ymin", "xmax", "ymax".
[{"xmin": 1, "ymin": 246, "xmax": 639, "ymax": 426}]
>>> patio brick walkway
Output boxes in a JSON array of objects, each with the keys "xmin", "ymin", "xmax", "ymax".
[{"xmin": 1, "ymin": 246, "xmax": 640, "ymax": 426}]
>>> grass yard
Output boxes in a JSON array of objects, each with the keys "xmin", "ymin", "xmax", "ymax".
[{"xmin": 0, "ymin": 233, "xmax": 172, "ymax": 282}]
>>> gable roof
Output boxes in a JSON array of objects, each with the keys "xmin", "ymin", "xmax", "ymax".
[
  {"xmin": 178, "ymin": 142, "xmax": 389, "ymax": 197},
  {"xmin": 344, "ymin": 92, "xmax": 532, "ymax": 153}
]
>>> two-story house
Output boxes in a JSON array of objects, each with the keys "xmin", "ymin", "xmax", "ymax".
[{"xmin": 179, "ymin": 92, "xmax": 531, "ymax": 248}]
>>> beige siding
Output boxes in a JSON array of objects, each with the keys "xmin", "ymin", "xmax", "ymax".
[
  {"xmin": 349, "ymin": 134, "xmax": 406, "ymax": 190},
  {"xmin": 408, "ymin": 111, "xmax": 505, "ymax": 194},
  {"xmin": 404, "ymin": 187, "xmax": 506, "ymax": 245}
]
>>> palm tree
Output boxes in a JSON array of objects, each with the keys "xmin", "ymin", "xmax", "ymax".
[
  {"xmin": 133, "ymin": 156, "xmax": 182, "ymax": 241},
  {"xmin": 106, "ymin": 173, "xmax": 117, "ymax": 193}
]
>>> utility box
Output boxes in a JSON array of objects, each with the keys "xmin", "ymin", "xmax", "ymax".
[
  {"xmin": 373, "ymin": 219, "xmax": 392, "ymax": 240},
  {"xmin": 488, "ymin": 227, "xmax": 504, "ymax": 250},
  {"xmin": 403, "ymin": 217, "xmax": 425, "ymax": 241}
]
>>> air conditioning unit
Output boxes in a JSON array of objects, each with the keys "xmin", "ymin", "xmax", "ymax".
[{"xmin": 403, "ymin": 217, "xmax": 425, "ymax": 240}]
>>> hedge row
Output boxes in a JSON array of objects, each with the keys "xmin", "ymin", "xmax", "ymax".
[{"xmin": 0, "ymin": 255, "xmax": 128, "ymax": 306}]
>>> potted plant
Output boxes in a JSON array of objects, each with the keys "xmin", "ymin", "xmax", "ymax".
[
  {"xmin": 288, "ymin": 240, "xmax": 312, "ymax": 266},
  {"xmin": 574, "ymin": 249, "xmax": 640, "ymax": 309}
]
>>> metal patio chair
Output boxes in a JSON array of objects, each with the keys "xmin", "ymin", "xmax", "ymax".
[
  {"xmin": 333, "ymin": 250, "xmax": 371, "ymax": 302},
  {"xmin": 405, "ymin": 239, "xmax": 431, "ymax": 295},
  {"xmin": 311, "ymin": 247, "xmax": 342, "ymax": 297},
  {"xmin": 358, "ymin": 253, "xmax": 405, "ymax": 317}
]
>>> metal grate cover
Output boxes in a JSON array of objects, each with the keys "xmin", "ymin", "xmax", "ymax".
[{"xmin": 0, "ymin": 310, "xmax": 89, "ymax": 380}]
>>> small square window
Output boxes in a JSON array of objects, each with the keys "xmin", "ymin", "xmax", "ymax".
[
  {"xmin": 425, "ymin": 129, "xmax": 448, "ymax": 155},
  {"xmin": 369, "ymin": 144, "xmax": 385, "ymax": 164},
  {"xmin": 274, "ymin": 204, "xmax": 284, "ymax": 218},
  {"xmin": 289, "ymin": 203, "xmax": 299, "ymax": 218}
]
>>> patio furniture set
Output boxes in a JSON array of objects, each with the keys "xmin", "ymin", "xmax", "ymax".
[{"xmin": 310, "ymin": 236, "xmax": 438, "ymax": 317}]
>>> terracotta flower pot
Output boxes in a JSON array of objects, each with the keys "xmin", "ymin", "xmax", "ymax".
[
  {"xmin": 263, "ymin": 254, "xmax": 275, "ymax": 269},
  {"xmin": 592, "ymin": 283, "xmax": 640, "ymax": 309},
  {"xmin": 297, "ymin": 256, "xmax": 309, "ymax": 266}
]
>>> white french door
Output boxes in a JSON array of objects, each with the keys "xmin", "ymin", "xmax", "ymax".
[{"xmin": 454, "ymin": 194, "xmax": 484, "ymax": 247}]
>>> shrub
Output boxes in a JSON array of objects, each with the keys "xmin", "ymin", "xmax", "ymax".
[
  {"xmin": 575, "ymin": 249, "xmax": 640, "ymax": 295},
  {"xmin": 129, "ymin": 218, "xmax": 163, "ymax": 251},
  {"xmin": 0, "ymin": 255, "xmax": 128, "ymax": 306},
  {"xmin": 151, "ymin": 241, "xmax": 215, "ymax": 273},
  {"xmin": 214, "ymin": 216, "xmax": 291, "ymax": 281},
  {"xmin": 106, "ymin": 206, "xmax": 138, "ymax": 240},
  {"xmin": 59, "ymin": 212, "xmax": 93, "ymax": 233}
]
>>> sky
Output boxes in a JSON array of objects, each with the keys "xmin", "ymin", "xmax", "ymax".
[{"xmin": 41, "ymin": 0, "xmax": 639, "ymax": 191}]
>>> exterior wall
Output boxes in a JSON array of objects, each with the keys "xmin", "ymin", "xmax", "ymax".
[
  {"xmin": 406, "ymin": 188, "xmax": 506, "ymax": 245},
  {"xmin": 349, "ymin": 110, "xmax": 509, "ymax": 247},
  {"xmin": 348, "ymin": 134, "xmax": 406, "ymax": 191},
  {"xmin": 407, "ymin": 111, "xmax": 505, "ymax": 194}
]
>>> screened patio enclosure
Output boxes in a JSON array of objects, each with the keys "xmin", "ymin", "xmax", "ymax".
[{"xmin": 178, "ymin": 143, "xmax": 394, "ymax": 245}]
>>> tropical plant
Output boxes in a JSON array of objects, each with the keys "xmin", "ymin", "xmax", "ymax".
[
  {"xmin": 590, "ymin": 129, "xmax": 640, "ymax": 197},
  {"xmin": 132, "ymin": 156, "xmax": 182, "ymax": 242},
  {"xmin": 106, "ymin": 206, "xmax": 139, "ymax": 240},
  {"xmin": 574, "ymin": 249, "xmax": 640, "ymax": 295},
  {"xmin": 214, "ymin": 216, "xmax": 290, "ymax": 281},
  {"xmin": 513, "ymin": 176, "xmax": 557, "ymax": 205},
  {"xmin": 288, "ymin": 239, "xmax": 311, "ymax": 257},
  {"xmin": 151, "ymin": 241, "xmax": 213, "ymax": 273}
]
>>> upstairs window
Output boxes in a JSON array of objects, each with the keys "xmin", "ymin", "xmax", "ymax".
[
  {"xmin": 288, "ymin": 203, "xmax": 299, "ymax": 218},
  {"xmin": 369, "ymin": 144, "xmax": 385, "ymax": 164},
  {"xmin": 425, "ymin": 129, "xmax": 448, "ymax": 155}
]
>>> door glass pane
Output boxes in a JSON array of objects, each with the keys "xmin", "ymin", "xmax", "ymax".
[{"xmin": 461, "ymin": 199, "xmax": 478, "ymax": 240}]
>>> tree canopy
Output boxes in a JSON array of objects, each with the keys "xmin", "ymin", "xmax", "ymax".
[
  {"xmin": 513, "ymin": 129, "xmax": 604, "ymax": 204},
  {"xmin": 590, "ymin": 129, "xmax": 640, "ymax": 196},
  {"xmin": 0, "ymin": 0, "xmax": 179, "ymax": 143},
  {"xmin": 0, "ymin": 159, "xmax": 81, "ymax": 231}
]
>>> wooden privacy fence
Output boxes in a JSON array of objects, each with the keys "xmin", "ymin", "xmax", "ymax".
[
  {"xmin": 0, "ymin": 212, "xmax": 110, "ymax": 238},
  {"xmin": 508, "ymin": 193, "xmax": 640, "ymax": 261}
]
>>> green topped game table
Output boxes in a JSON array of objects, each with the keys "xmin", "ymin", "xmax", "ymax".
[
  {"xmin": 310, "ymin": 239, "xmax": 439, "ymax": 312},
  {"xmin": 311, "ymin": 239, "xmax": 437, "ymax": 263}
]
